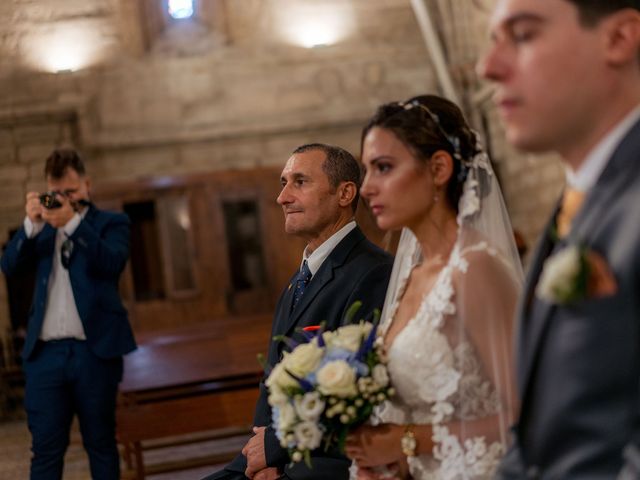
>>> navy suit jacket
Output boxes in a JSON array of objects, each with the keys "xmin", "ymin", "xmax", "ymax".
[
  {"xmin": 1, "ymin": 205, "xmax": 137, "ymax": 360},
  {"xmin": 497, "ymin": 118, "xmax": 640, "ymax": 479},
  {"xmin": 225, "ymin": 226, "xmax": 393, "ymax": 480}
]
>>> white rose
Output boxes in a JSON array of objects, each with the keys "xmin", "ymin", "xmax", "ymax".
[
  {"xmin": 372, "ymin": 364, "xmax": 389, "ymax": 388},
  {"xmin": 294, "ymin": 391, "xmax": 325, "ymax": 421},
  {"xmin": 294, "ymin": 421, "xmax": 323, "ymax": 450},
  {"xmin": 266, "ymin": 361, "xmax": 298, "ymax": 391},
  {"xmin": 321, "ymin": 330, "xmax": 335, "ymax": 347},
  {"xmin": 278, "ymin": 402, "xmax": 297, "ymax": 431},
  {"xmin": 286, "ymin": 342, "xmax": 324, "ymax": 377},
  {"xmin": 316, "ymin": 360, "xmax": 357, "ymax": 398},
  {"xmin": 332, "ymin": 322, "xmax": 373, "ymax": 352},
  {"xmin": 536, "ymin": 246, "xmax": 582, "ymax": 302},
  {"xmin": 268, "ymin": 386, "xmax": 288, "ymax": 408}
]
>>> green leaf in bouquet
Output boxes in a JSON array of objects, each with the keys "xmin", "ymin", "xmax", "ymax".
[
  {"xmin": 256, "ymin": 352, "xmax": 268, "ymax": 370},
  {"xmin": 304, "ymin": 449, "xmax": 312, "ymax": 469},
  {"xmin": 336, "ymin": 426, "xmax": 350, "ymax": 453},
  {"xmin": 272, "ymin": 334, "xmax": 298, "ymax": 351},
  {"xmin": 371, "ymin": 307, "xmax": 381, "ymax": 325},
  {"xmin": 323, "ymin": 427, "xmax": 346, "ymax": 453},
  {"xmin": 344, "ymin": 301, "xmax": 363, "ymax": 324}
]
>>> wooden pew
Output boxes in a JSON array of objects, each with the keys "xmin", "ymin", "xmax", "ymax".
[{"xmin": 117, "ymin": 314, "xmax": 272, "ymax": 479}]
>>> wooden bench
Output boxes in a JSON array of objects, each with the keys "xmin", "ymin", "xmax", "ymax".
[{"xmin": 117, "ymin": 315, "xmax": 272, "ymax": 479}]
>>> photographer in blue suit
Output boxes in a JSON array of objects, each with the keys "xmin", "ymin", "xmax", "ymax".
[{"xmin": 1, "ymin": 148, "xmax": 136, "ymax": 480}]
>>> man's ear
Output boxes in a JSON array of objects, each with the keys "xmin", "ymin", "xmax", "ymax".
[
  {"xmin": 85, "ymin": 176, "xmax": 92, "ymax": 196},
  {"xmin": 602, "ymin": 9, "xmax": 640, "ymax": 67},
  {"xmin": 337, "ymin": 181, "xmax": 357, "ymax": 208},
  {"xmin": 429, "ymin": 150, "xmax": 454, "ymax": 188}
]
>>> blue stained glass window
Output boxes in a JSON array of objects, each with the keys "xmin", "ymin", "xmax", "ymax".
[{"xmin": 168, "ymin": 0, "xmax": 194, "ymax": 20}]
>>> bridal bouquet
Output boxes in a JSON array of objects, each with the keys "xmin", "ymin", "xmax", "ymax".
[{"xmin": 266, "ymin": 303, "xmax": 394, "ymax": 465}]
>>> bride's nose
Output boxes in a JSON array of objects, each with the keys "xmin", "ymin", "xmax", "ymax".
[{"xmin": 360, "ymin": 173, "xmax": 376, "ymax": 199}]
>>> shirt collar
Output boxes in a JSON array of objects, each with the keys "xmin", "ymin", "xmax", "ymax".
[
  {"xmin": 302, "ymin": 221, "xmax": 356, "ymax": 276},
  {"xmin": 566, "ymin": 103, "xmax": 640, "ymax": 191}
]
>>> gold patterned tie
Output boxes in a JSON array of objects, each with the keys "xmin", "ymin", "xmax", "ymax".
[{"xmin": 557, "ymin": 187, "xmax": 586, "ymax": 238}]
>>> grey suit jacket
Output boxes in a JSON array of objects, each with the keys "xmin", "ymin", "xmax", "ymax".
[{"xmin": 497, "ymin": 118, "xmax": 640, "ymax": 480}]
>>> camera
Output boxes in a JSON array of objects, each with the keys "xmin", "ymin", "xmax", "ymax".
[{"xmin": 39, "ymin": 192, "xmax": 62, "ymax": 209}]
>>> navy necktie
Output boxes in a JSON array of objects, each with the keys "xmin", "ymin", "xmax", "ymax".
[{"xmin": 291, "ymin": 260, "xmax": 312, "ymax": 311}]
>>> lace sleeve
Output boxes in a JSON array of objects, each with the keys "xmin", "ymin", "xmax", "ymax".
[
  {"xmin": 453, "ymin": 246, "xmax": 519, "ymax": 424},
  {"xmin": 419, "ymin": 245, "xmax": 519, "ymax": 479}
]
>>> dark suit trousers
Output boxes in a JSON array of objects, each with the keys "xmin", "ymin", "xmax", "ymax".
[
  {"xmin": 202, "ymin": 468, "xmax": 249, "ymax": 480},
  {"xmin": 23, "ymin": 339, "xmax": 123, "ymax": 480},
  {"xmin": 203, "ymin": 469, "xmax": 293, "ymax": 480}
]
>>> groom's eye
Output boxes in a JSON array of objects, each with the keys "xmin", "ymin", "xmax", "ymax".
[
  {"xmin": 513, "ymin": 29, "xmax": 536, "ymax": 43},
  {"xmin": 510, "ymin": 20, "xmax": 541, "ymax": 44}
]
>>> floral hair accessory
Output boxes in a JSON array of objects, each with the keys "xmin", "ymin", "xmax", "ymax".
[
  {"xmin": 398, "ymin": 99, "xmax": 463, "ymax": 161},
  {"xmin": 456, "ymin": 136, "xmax": 493, "ymax": 223},
  {"xmin": 397, "ymin": 101, "xmax": 496, "ymax": 224}
]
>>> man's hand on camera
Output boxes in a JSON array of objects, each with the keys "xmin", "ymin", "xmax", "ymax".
[
  {"xmin": 41, "ymin": 194, "xmax": 75, "ymax": 228},
  {"xmin": 25, "ymin": 192, "xmax": 43, "ymax": 223}
]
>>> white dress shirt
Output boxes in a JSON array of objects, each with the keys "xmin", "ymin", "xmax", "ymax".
[
  {"xmin": 301, "ymin": 221, "xmax": 357, "ymax": 276},
  {"xmin": 25, "ymin": 210, "xmax": 88, "ymax": 341},
  {"xmin": 566, "ymin": 103, "xmax": 640, "ymax": 191}
]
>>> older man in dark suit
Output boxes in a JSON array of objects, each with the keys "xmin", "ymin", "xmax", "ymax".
[
  {"xmin": 480, "ymin": 0, "xmax": 640, "ymax": 478},
  {"xmin": 204, "ymin": 143, "xmax": 393, "ymax": 480},
  {"xmin": 1, "ymin": 148, "xmax": 136, "ymax": 480}
]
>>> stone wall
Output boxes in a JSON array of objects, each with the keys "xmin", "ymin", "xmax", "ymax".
[{"xmin": 0, "ymin": 0, "xmax": 565, "ymax": 355}]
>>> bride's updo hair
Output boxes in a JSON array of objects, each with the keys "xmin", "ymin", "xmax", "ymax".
[{"xmin": 361, "ymin": 94, "xmax": 480, "ymax": 212}]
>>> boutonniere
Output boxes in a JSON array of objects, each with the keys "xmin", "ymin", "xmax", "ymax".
[{"xmin": 536, "ymin": 245, "xmax": 617, "ymax": 304}]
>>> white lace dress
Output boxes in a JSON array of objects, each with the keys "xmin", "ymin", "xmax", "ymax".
[{"xmin": 354, "ymin": 241, "xmax": 511, "ymax": 479}]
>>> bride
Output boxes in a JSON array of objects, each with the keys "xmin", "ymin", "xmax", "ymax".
[{"xmin": 345, "ymin": 95, "xmax": 523, "ymax": 479}]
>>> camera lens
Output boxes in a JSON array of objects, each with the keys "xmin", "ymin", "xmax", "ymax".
[{"xmin": 39, "ymin": 193, "xmax": 62, "ymax": 209}]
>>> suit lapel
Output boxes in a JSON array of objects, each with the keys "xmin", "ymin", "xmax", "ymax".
[
  {"xmin": 569, "ymin": 115, "xmax": 640, "ymax": 244},
  {"xmin": 271, "ymin": 272, "xmax": 298, "ymax": 340},
  {"xmin": 519, "ymin": 186, "xmax": 616, "ymax": 396},
  {"xmin": 517, "ymin": 208, "xmax": 559, "ymax": 394}
]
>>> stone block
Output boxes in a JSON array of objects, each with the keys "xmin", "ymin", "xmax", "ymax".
[
  {"xmin": 0, "ymin": 184, "xmax": 26, "ymax": 212},
  {"xmin": 92, "ymin": 148, "xmax": 179, "ymax": 182},
  {"xmin": 0, "ymin": 146, "xmax": 15, "ymax": 166},
  {"xmin": 13, "ymin": 123, "xmax": 61, "ymax": 145},
  {"xmin": 18, "ymin": 144, "xmax": 56, "ymax": 166},
  {"xmin": 0, "ymin": 165, "xmax": 28, "ymax": 184}
]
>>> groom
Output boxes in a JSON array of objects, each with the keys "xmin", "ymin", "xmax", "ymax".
[
  {"xmin": 480, "ymin": 0, "xmax": 640, "ymax": 478},
  {"xmin": 204, "ymin": 143, "xmax": 393, "ymax": 480}
]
